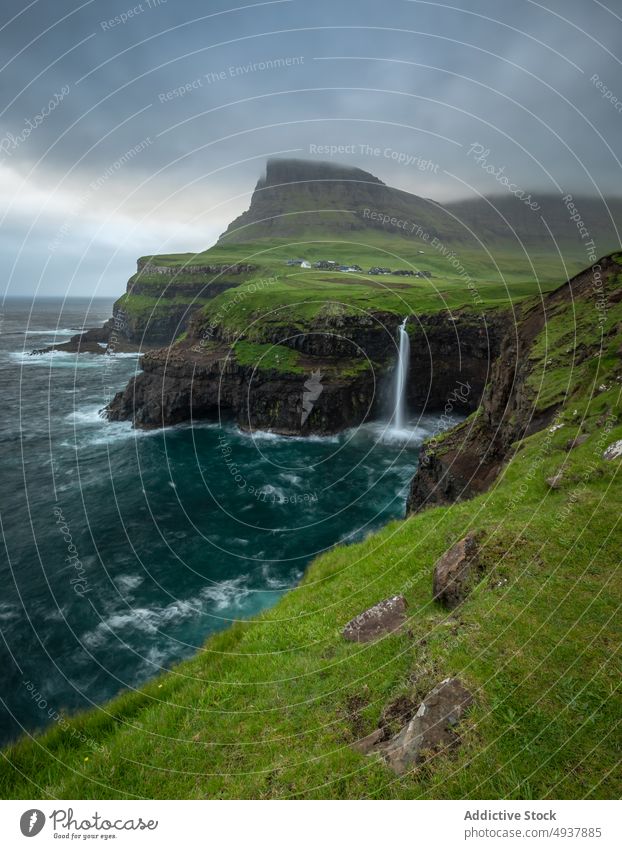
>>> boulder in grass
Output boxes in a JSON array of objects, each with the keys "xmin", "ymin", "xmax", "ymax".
[
  {"xmin": 351, "ymin": 728, "xmax": 384, "ymax": 754},
  {"xmin": 432, "ymin": 533, "xmax": 481, "ymax": 609},
  {"xmin": 545, "ymin": 472, "xmax": 564, "ymax": 490},
  {"xmin": 565, "ymin": 434, "xmax": 589, "ymax": 451},
  {"xmin": 342, "ymin": 595, "xmax": 407, "ymax": 643},
  {"xmin": 382, "ymin": 678, "xmax": 474, "ymax": 775},
  {"xmin": 603, "ymin": 439, "xmax": 622, "ymax": 461}
]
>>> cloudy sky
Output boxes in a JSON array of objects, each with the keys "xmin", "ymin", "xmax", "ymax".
[{"xmin": 1, "ymin": 0, "xmax": 621, "ymax": 295}]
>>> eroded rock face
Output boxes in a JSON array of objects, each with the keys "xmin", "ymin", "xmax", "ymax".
[
  {"xmin": 381, "ymin": 678, "xmax": 473, "ymax": 775},
  {"xmin": 342, "ymin": 596, "xmax": 407, "ymax": 643},
  {"xmin": 432, "ymin": 533, "xmax": 482, "ymax": 609},
  {"xmin": 106, "ymin": 343, "xmax": 377, "ymax": 433}
]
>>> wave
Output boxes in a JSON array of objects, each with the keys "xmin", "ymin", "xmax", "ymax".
[
  {"xmin": 260, "ymin": 563, "xmax": 300, "ymax": 589},
  {"xmin": 280, "ymin": 473, "xmax": 302, "ymax": 486},
  {"xmin": 257, "ymin": 484, "xmax": 287, "ymax": 499},
  {"xmin": 81, "ymin": 576, "xmax": 252, "ymax": 648},
  {"xmin": 114, "ymin": 574, "xmax": 145, "ymax": 595},
  {"xmin": 60, "ymin": 420, "xmax": 154, "ymax": 449},
  {"xmin": 234, "ymin": 426, "xmax": 340, "ymax": 444},
  {"xmin": 21, "ymin": 329, "xmax": 76, "ymax": 336},
  {"xmin": 65, "ymin": 405, "xmax": 107, "ymax": 425},
  {"xmin": 11, "ymin": 349, "xmax": 141, "ymax": 366}
]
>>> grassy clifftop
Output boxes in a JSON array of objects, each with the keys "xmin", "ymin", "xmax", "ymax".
[
  {"xmin": 116, "ymin": 235, "xmax": 591, "ymax": 341},
  {"xmin": 3, "ymin": 257, "xmax": 621, "ymax": 799}
]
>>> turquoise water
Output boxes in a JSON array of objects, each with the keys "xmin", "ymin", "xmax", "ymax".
[{"xmin": 0, "ymin": 298, "xmax": 445, "ymax": 747}]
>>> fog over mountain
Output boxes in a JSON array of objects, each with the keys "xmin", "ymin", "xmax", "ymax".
[{"xmin": 1, "ymin": 0, "xmax": 621, "ymax": 295}]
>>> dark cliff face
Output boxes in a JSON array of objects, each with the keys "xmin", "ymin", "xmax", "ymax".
[
  {"xmin": 404, "ymin": 311, "xmax": 509, "ymax": 413},
  {"xmin": 406, "ymin": 256, "xmax": 621, "ymax": 515},
  {"xmin": 105, "ymin": 308, "xmax": 508, "ymax": 434},
  {"xmin": 110, "ymin": 262, "xmax": 258, "ymax": 347},
  {"xmin": 106, "ymin": 343, "xmax": 376, "ymax": 434}
]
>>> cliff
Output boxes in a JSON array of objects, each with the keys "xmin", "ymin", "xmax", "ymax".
[
  {"xmin": 4, "ymin": 255, "xmax": 622, "ymax": 800},
  {"xmin": 106, "ymin": 306, "xmax": 509, "ymax": 433},
  {"xmin": 407, "ymin": 254, "xmax": 622, "ymax": 513}
]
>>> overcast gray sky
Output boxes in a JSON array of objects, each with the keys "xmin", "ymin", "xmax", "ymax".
[{"xmin": 1, "ymin": 0, "xmax": 621, "ymax": 295}]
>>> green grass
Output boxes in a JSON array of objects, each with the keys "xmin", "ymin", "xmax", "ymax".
[
  {"xmin": 123, "ymin": 237, "xmax": 592, "ymax": 337},
  {"xmin": 233, "ymin": 341, "xmax": 304, "ymax": 373},
  {"xmin": 232, "ymin": 340, "xmax": 374, "ymax": 377},
  {"xmin": 2, "ymin": 257, "xmax": 621, "ymax": 800}
]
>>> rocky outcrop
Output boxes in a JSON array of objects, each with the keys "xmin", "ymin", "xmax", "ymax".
[
  {"xmin": 135, "ymin": 260, "xmax": 256, "ymax": 275},
  {"xmin": 432, "ymin": 533, "xmax": 483, "ymax": 609},
  {"xmin": 110, "ymin": 262, "xmax": 258, "ymax": 346},
  {"xmin": 342, "ymin": 596, "xmax": 407, "ymax": 643},
  {"xmin": 34, "ymin": 260, "xmax": 259, "ymax": 355},
  {"xmin": 106, "ymin": 342, "xmax": 377, "ymax": 433},
  {"xmin": 381, "ymin": 678, "xmax": 473, "ymax": 774},
  {"xmin": 407, "ymin": 256, "xmax": 621, "ymax": 515},
  {"xmin": 404, "ymin": 310, "xmax": 508, "ymax": 413},
  {"xmin": 31, "ymin": 322, "xmax": 113, "ymax": 355},
  {"xmin": 354, "ymin": 678, "xmax": 474, "ymax": 772}
]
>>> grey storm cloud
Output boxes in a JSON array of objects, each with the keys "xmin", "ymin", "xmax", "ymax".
[{"xmin": 0, "ymin": 0, "xmax": 621, "ymax": 294}]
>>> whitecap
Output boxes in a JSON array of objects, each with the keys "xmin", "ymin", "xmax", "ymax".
[
  {"xmin": 260, "ymin": 563, "xmax": 292, "ymax": 589},
  {"xmin": 22, "ymin": 328, "xmax": 76, "ymax": 336},
  {"xmin": 60, "ymin": 420, "xmax": 154, "ymax": 449},
  {"xmin": 0, "ymin": 603, "xmax": 20, "ymax": 623},
  {"xmin": 65, "ymin": 405, "xmax": 107, "ymax": 425},
  {"xmin": 258, "ymin": 484, "xmax": 286, "ymax": 500},
  {"xmin": 82, "ymin": 575, "xmax": 252, "ymax": 647},
  {"xmin": 114, "ymin": 574, "xmax": 144, "ymax": 594},
  {"xmin": 280, "ymin": 473, "xmax": 302, "ymax": 486},
  {"xmin": 234, "ymin": 426, "xmax": 340, "ymax": 444},
  {"xmin": 198, "ymin": 576, "xmax": 251, "ymax": 610}
]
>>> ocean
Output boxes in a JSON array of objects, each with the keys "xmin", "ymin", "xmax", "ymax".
[{"xmin": 0, "ymin": 297, "xmax": 441, "ymax": 747}]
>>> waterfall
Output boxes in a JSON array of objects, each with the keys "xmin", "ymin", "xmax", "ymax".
[{"xmin": 392, "ymin": 317, "xmax": 410, "ymax": 432}]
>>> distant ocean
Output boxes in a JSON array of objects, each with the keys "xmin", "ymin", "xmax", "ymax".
[{"xmin": 0, "ymin": 297, "xmax": 436, "ymax": 747}]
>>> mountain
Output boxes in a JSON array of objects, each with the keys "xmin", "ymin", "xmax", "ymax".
[
  {"xmin": 219, "ymin": 157, "xmax": 622, "ymax": 252},
  {"xmin": 218, "ymin": 157, "xmax": 457, "ymax": 243}
]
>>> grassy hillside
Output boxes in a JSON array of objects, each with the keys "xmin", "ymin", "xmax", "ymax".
[
  {"xmin": 2, "ymin": 259, "xmax": 621, "ymax": 799},
  {"xmin": 118, "ymin": 236, "xmax": 591, "ymax": 339}
]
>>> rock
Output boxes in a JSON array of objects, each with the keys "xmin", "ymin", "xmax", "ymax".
[
  {"xmin": 342, "ymin": 596, "xmax": 407, "ymax": 643},
  {"xmin": 565, "ymin": 434, "xmax": 589, "ymax": 451},
  {"xmin": 378, "ymin": 695, "xmax": 417, "ymax": 740},
  {"xmin": 381, "ymin": 678, "xmax": 474, "ymax": 774},
  {"xmin": 603, "ymin": 439, "xmax": 622, "ymax": 461},
  {"xmin": 596, "ymin": 408, "xmax": 611, "ymax": 427},
  {"xmin": 432, "ymin": 533, "xmax": 481, "ymax": 609},
  {"xmin": 546, "ymin": 472, "xmax": 564, "ymax": 489},
  {"xmin": 351, "ymin": 728, "xmax": 384, "ymax": 754}
]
